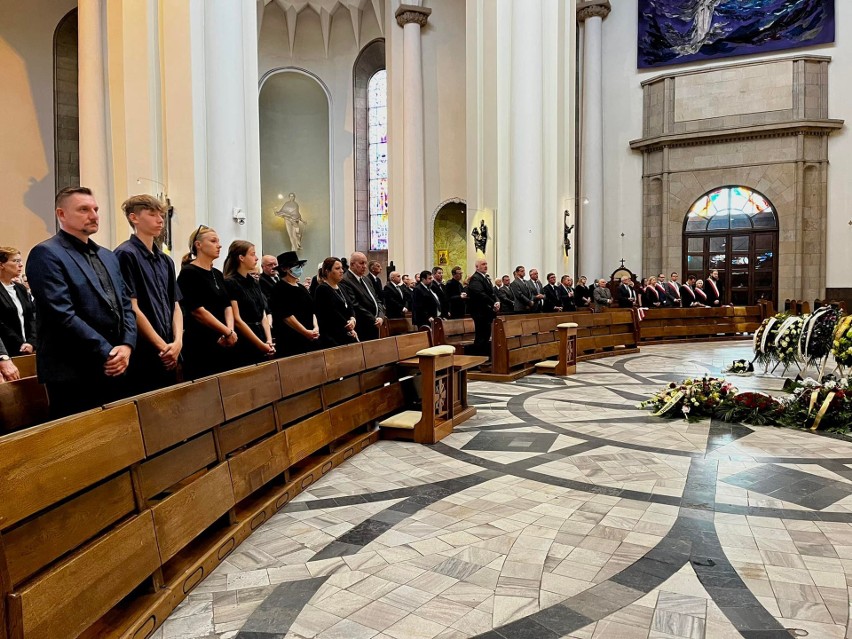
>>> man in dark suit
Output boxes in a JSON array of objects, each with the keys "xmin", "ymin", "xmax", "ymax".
[
  {"xmin": 0, "ymin": 248, "xmax": 37, "ymax": 357},
  {"xmin": 466, "ymin": 258, "xmax": 500, "ymax": 355},
  {"xmin": 445, "ymin": 266, "xmax": 467, "ymax": 318},
  {"xmin": 368, "ymin": 260, "xmax": 384, "ymax": 304},
  {"xmin": 705, "ymin": 269, "xmax": 722, "ymax": 306},
  {"xmin": 666, "ymin": 272, "xmax": 683, "ymax": 307},
  {"xmin": 495, "ymin": 275, "xmax": 515, "ymax": 311},
  {"xmin": 430, "ymin": 267, "xmax": 449, "ymax": 317},
  {"xmin": 558, "ymin": 275, "xmax": 576, "ymax": 312},
  {"xmin": 412, "ymin": 270, "xmax": 441, "ymax": 328},
  {"xmin": 510, "ymin": 266, "xmax": 534, "ymax": 312},
  {"xmin": 527, "ymin": 269, "xmax": 545, "ymax": 312},
  {"xmin": 681, "ymin": 274, "xmax": 699, "ymax": 307},
  {"xmin": 617, "ymin": 276, "xmax": 637, "ymax": 308},
  {"xmin": 339, "ymin": 251, "xmax": 385, "ymax": 341},
  {"xmin": 26, "ymin": 186, "xmax": 137, "ymax": 418},
  {"xmin": 542, "ymin": 273, "xmax": 563, "ymax": 312},
  {"xmin": 655, "ymin": 273, "xmax": 670, "ymax": 307},
  {"xmin": 383, "ymin": 271, "xmax": 409, "ymax": 319},
  {"xmin": 259, "ymin": 255, "xmax": 280, "ymax": 303}
]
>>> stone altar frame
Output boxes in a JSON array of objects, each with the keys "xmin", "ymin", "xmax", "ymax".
[{"xmin": 630, "ymin": 55, "xmax": 843, "ymax": 306}]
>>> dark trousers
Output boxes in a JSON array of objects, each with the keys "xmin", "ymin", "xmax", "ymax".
[
  {"xmin": 472, "ymin": 312, "xmax": 494, "ymax": 356},
  {"xmin": 46, "ymin": 374, "xmax": 130, "ymax": 420}
]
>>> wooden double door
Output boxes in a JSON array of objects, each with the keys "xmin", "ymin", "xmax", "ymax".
[{"xmin": 683, "ymin": 231, "xmax": 777, "ymax": 306}]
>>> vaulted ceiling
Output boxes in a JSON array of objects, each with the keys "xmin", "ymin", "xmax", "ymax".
[{"xmin": 259, "ymin": 0, "xmax": 385, "ymax": 55}]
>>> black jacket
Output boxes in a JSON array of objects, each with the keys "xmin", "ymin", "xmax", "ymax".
[
  {"xmin": 430, "ymin": 280, "xmax": 448, "ymax": 315},
  {"xmin": 467, "ymin": 272, "xmax": 497, "ymax": 318},
  {"xmin": 542, "ymin": 283, "xmax": 562, "ymax": 312},
  {"xmin": 445, "ymin": 278, "xmax": 466, "ymax": 318},
  {"xmin": 339, "ymin": 270, "xmax": 385, "ymax": 341},
  {"xmin": 383, "ymin": 282, "xmax": 409, "ymax": 318},
  {"xmin": 412, "ymin": 284, "xmax": 440, "ymax": 328},
  {"xmin": 618, "ymin": 283, "xmax": 637, "ymax": 308},
  {"xmin": 0, "ymin": 281, "xmax": 36, "ymax": 356},
  {"xmin": 558, "ymin": 284, "xmax": 576, "ymax": 312}
]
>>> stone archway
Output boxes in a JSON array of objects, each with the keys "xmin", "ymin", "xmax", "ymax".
[{"xmin": 431, "ymin": 199, "xmax": 467, "ymax": 270}]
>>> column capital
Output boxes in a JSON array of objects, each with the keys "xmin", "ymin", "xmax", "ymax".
[
  {"xmin": 577, "ymin": 0, "xmax": 611, "ymax": 22},
  {"xmin": 395, "ymin": 4, "xmax": 431, "ymax": 28}
]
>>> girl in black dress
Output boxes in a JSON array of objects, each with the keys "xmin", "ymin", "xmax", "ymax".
[
  {"xmin": 270, "ymin": 251, "xmax": 321, "ymax": 357},
  {"xmin": 313, "ymin": 257, "xmax": 358, "ymax": 347},
  {"xmin": 177, "ymin": 225, "xmax": 238, "ymax": 379},
  {"xmin": 223, "ymin": 241, "xmax": 275, "ymax": 366}
]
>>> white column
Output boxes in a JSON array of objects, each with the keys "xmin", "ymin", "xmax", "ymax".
[
  {"xmin": 203, "ymin": 0, "xmax": 261, "ymax": 254},
  {"xmin": 509, "ymin": 1, "xmax": 544, "ymax": 267},
  {"xmin": 577, "ymin": 1, "xmax": 610, "ymax": 279},
  {"xmin": 395, "ymin": 4, "xmax": 431, "ymax": 273},
  {"xmin": 78, "ymin": 0, "xmax": 113, "ymax": 246}
]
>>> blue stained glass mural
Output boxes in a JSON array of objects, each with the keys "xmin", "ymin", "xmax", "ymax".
[
  {"xmin": 638, "ymin": 0, "xmax": 835, "ymax": 69},
  {"xmin": 368, "ymin": 70, "xmax": 388, "ymax": 250}
]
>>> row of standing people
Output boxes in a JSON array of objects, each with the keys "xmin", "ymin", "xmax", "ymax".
[{"xmin": 605, "ymin": 272, "xmax": 724, "ymax": 310}]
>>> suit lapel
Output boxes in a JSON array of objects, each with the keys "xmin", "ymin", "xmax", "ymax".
[{"xmin": 61, "ymin": 242, "xmax": 112, "ymax": 306}]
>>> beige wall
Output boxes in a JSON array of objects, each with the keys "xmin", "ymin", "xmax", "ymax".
[
  {"xmin": 0, "ymin": 0, "xmax": 77, "ymax": 256},
  {"xmin": 601, "ymin": 0, "xmax": 851, "ymax": 288}
]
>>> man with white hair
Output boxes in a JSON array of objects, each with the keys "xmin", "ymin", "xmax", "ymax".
[
  {"xmin": 259, "ymin": 255, "xmax": 279, "ymax": 303},
  {"xmin": 383, "ymin": 271, "xmax": 409, "ymax": 318},
  {"xmin": 340, "ymin": 251, "xmax": 385, "ymax": 341},
  {"xmin": 593, "ymin": 278, "xmax": 613, "ymax": 312},
  {"xmin": 617, "ymin": 275, "xmax": 637, "ymax": 308},
  {"xmin": 466, "ymin": 258, "xmax": 500, "ymax": 355}
]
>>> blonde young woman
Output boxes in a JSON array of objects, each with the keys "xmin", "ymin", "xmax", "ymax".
[
  {"xmin": 177, "ymin": 226, "xmax": 237, "ymax": 379},
  {"xmin": 223, "ymin": 240, "xmax": 275, "ymax": 366}
]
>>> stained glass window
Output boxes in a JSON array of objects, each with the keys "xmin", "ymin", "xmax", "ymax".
[
  {"xmin": 368, "ymin": 70, "xmax": 388, "ymax": 251},
  {"xmin": 685, "ymin": 186, "xmax": 777, "ymax": 232}
]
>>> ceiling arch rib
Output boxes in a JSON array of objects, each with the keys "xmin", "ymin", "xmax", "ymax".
[{"xmin": 262, "ymin": 0, "xmax": 384, "ymax": 56}]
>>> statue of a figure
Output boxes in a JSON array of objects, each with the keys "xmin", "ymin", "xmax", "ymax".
[
  {"xmin": 471, "ymin": 220, "xmax": 488, "ymax": 253},
  {"xmin": 274, "ymin": 193, "xmax": 307, "ymax": 251},
  {"xmin": 563, "ymin": 210, "xmax": 574, "ymax": 256}
]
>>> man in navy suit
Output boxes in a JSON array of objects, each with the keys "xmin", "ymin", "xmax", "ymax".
[{"xmin": 26, "ymin": 186, "xmax": 137, "ymax": 418}]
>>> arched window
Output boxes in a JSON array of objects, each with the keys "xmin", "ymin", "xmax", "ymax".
[
  {"xmin": 353, "ymin": 39, "xmax": 386, "ymax": 262},
  {"xmin": 367, "ymin": 70, "xmax": 388, "ymax": 251},
  {"xmin": 683, "ymin": 186, "xmax": 779, "ymax": 306}
]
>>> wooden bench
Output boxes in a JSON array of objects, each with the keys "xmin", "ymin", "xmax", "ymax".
[
  {"xmin": 431, "ymin": 317, "xmax": 476, "ymax": 354},
  {"xmin": 0, "ymin": 331, "xmax": 477, "ymax": 639},
  {"xmin": 0, "ymin": 377, "xmax": 49, "ymax": 435},
  {"xmin": 386, "ymin": 316, "xmax": 417, "ymax": 336},
  {"xmin": 473, "ymin": 310, "xmax": 638, "ymax": 382},
  {"xmin": 9, "ymin": 355, "xmax": 36, "ymax": 379},
  {"xmin": 638, "ymin": 306, "xmax": 763, "ymax": 344}
]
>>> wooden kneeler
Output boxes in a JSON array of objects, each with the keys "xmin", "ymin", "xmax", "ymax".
[
  {"xmin": 379, "ymin": 345, "xmax": 458, "ymax": 444},
  {"xmin": 535, "ymin": 322, "xmax": 578, "ymax": 376}
]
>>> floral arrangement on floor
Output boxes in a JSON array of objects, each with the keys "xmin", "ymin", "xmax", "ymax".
[
  {"xmin": 722, "ymin": 359, "xmax": 754, "ymax": 376},
  {"xmin": 798, "ymin": 306, "xmax": 842, "ymax": 369},
  {"xmin": 776, "ymin": 377, "xmax": 852, "ymax": 433},
  {"xmin": 714, "ymin": 391, "xmax": 784, "ymax": 426},
  {"xmin": 638, "ymin": 376, "xmax": 738, "ymax": 421}
]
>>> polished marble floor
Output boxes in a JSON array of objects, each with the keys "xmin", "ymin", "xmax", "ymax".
[{"xmin": 154, "ymin": 343, "xmax": 852, "ymax": 639}]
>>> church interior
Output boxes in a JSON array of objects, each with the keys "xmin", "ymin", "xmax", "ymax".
[{"xmin": 3, "ymin": 0, "xmax": 852, "ymax": 638}]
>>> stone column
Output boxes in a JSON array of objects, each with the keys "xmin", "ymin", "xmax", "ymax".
[
  {"xmin": 78, "ymin": 0, "xmax": 113, "ymax": 245},
  {"xmin": 395, "ymin": 4, "xmax": 431, "ymax": 273},
  {"xmin": 510, "ymin": 0, "xmax": 544, "ymax": 266},
  {"xmin": 204, "ymin": 0, "xmax": 261, "ymax": 253},
  {"xmin": 577, "ymin": 0, "xmax": 610, "ymax": 279}
]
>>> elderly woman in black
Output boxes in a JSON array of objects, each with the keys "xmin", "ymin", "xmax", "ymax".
[
  {"xmin": 269, "ymin": 251, "xmax": 320, "ymax": 356},
  {"xmin": 0, "ymin": 246, "xmax": 36, "ymax": 357},
  {"xmin": 177, "ymin": 225, "xmax": 237, "ymax": 379},
  {"xmin": 223, "ymin": 240, "xmax": 275, "ymax": 366},
  {"xmin": 313, "ymin": 257, "xmax": 358, "ymax": 347}
]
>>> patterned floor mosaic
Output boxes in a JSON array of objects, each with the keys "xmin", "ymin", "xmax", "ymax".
[{"xmin": 153, "ymin": 343, "xmax": 852, "ymax": 639}]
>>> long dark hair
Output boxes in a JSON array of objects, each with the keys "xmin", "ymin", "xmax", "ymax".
[{"xmin": 223, "ymin": 240, "xmax": 254, "ymax": 279}]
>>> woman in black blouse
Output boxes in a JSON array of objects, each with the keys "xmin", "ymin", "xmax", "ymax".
[
  {"xmin": 223, "ymin": 241, "xmax": 275, "ymax": 367},
  {"xmin": 314, "ymin": 257, "xmax": 358, "ymax": 347},
  {"xmin": 270, "ymin": 251, "xmax": 320, "ymax": 357},
  {"xmin": 177, "ymin": 225, "xmax": 237, "ymax": 379}
]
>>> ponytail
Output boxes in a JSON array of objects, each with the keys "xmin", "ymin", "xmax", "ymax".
[{"xmin": 182, "ymin": 224, "xmax": 213, "ymax": 267}]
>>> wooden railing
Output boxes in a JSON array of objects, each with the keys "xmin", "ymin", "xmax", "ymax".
[{"xmin": 638, "ymin": 305, "xmax": 763, "ymax": 343}]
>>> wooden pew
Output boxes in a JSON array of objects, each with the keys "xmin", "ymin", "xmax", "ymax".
[
  {"xmin": 0, "ymin": 377, "xmax": 49, "ymax": 435},
  {"xmin": 10, "ymin": 355, "xmax": 36, "ymax": 380},
  {"xmin": 474, "ymin": 310, "xmax": 638, "ymax": 382},
  {"xmin": 638, "ymin": 306, "xmax": 762, "ymax": 344},
  {"xmin": 0, "ymin": 331, "xmax": 482, "ymax": 639},
  {"xmin": 431, "ymin": 317, "xmax": 476, "ymax": 354}
]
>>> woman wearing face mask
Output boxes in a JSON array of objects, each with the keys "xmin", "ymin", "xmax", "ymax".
[
  {"xmin": 177, "ymin": 225, "xmax": 238, "ymax": 379},
  {"xmin": 224, "ymin": 241, "xmax": 275, "ymax": 366},
  {"xmin": 270, "ymin": 251, "xmax": 321, "ymax": 356}
]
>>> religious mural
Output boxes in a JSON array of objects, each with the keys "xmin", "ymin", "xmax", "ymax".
[{"xmin": 638, "ymin": 0, "xmax": 835, "ymax": 69}]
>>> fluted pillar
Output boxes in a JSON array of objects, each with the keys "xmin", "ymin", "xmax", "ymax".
[
  {"xmin": 203, "ymin": 0, "xmax": 262, "ymax": 253},
  {"xmin": 510, "ymin": 1, "xmax": 544, "ymax": 266},
  {"xmin": 578, "ymin": 0, "xmax": 610, "ymax": 279},
  {"xmin": 395, "ymin": 4, "xmax": 431, "ymax": 273},
  {"xmin": 78, "ymin": 0, "xmax": 113, "ymax": 245}
]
